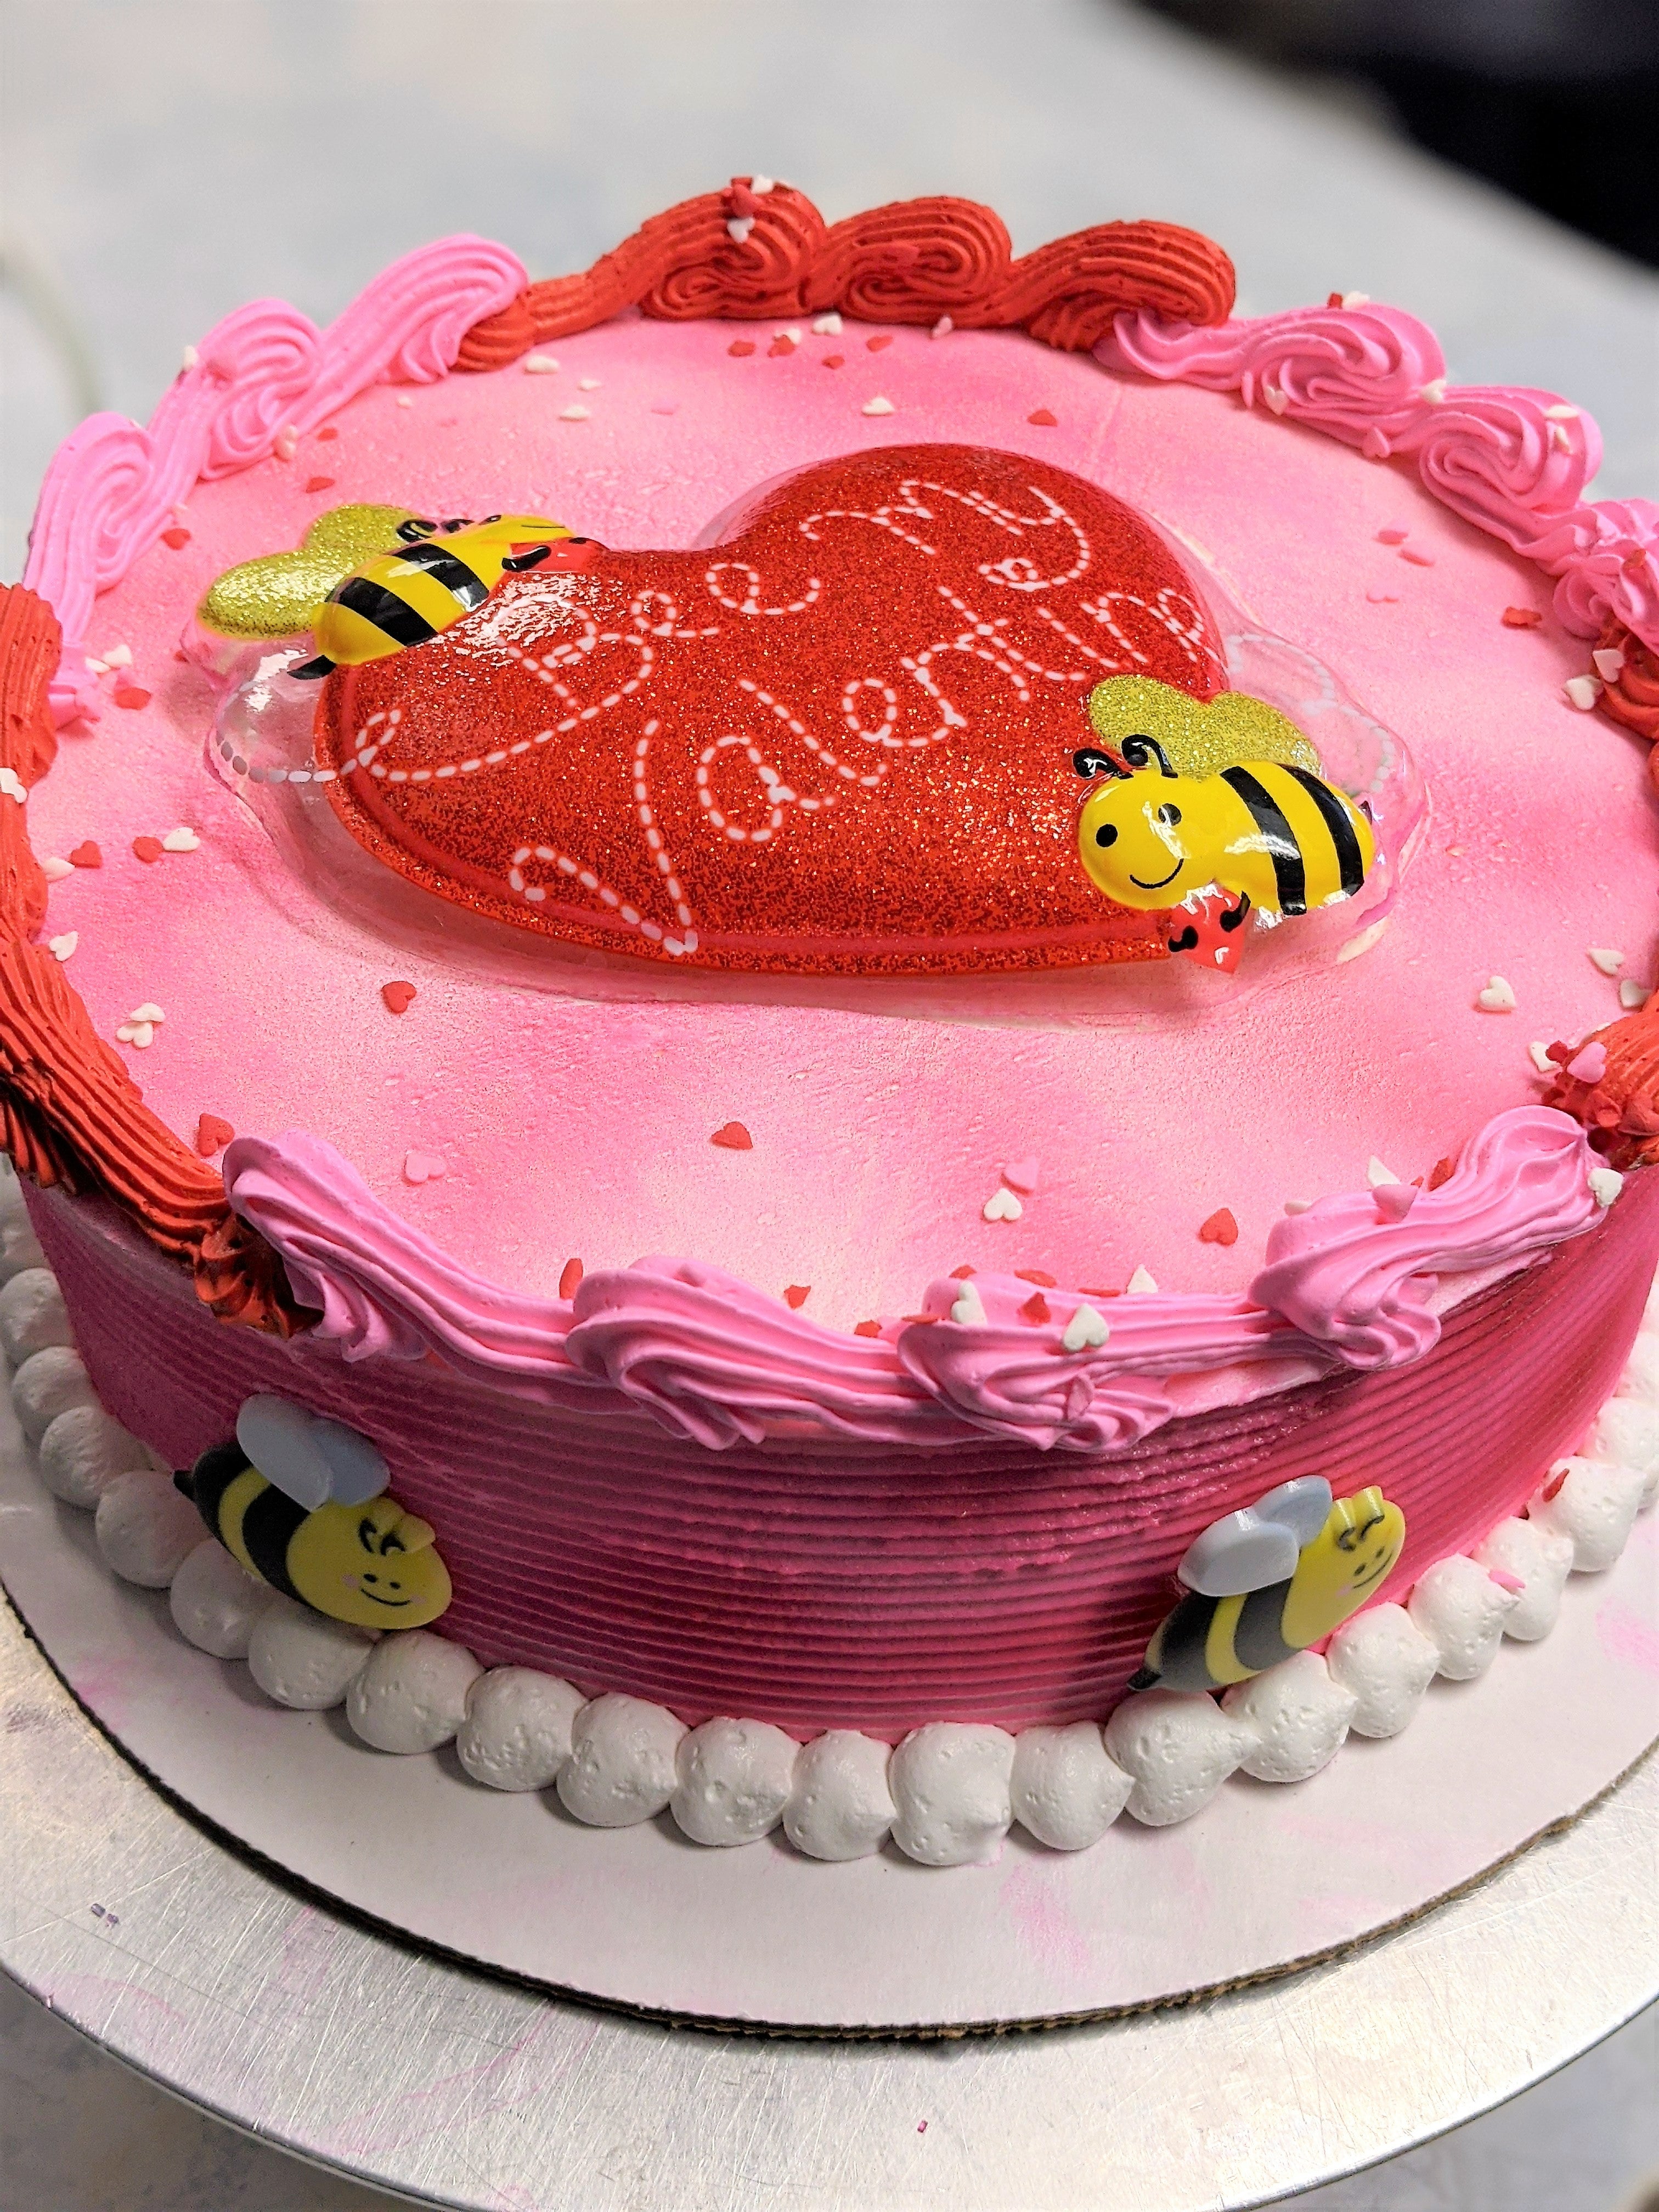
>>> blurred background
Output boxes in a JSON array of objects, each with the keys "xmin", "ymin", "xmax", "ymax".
[{"xmin": 1, "ymin": 3, "xmax": 1656, "ymax": 2206}]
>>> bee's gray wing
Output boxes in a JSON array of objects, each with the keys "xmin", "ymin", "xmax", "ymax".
[
  {"xmin": 1177, "ymin": 1476, "xmax": 1333, "ymax": 1596},
  {"xmin": 235, "ymin": 1394, "xmax": 388, "ymax": 1509}
]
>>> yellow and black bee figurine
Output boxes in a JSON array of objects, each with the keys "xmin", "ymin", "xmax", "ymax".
[
  {"xmin": 175, "ymin": 1394, "xmax": 452, "ymax": 1631},
  {"xmin": 1073, "ymin": 675, "xmax": 1375, "ymax": 970},
  {"xmin": 291, "ymin": 512, "xmax": 598, "ymax": 679},
  {"xmin": 1129, "ymin": 1475, "xmax": 1405, "ymax": 1695}
]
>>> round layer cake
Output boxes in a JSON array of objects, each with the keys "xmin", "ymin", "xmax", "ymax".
[{"xmin": 4, "ymin": 184, "xmax": 1659, "ymax": 1841}]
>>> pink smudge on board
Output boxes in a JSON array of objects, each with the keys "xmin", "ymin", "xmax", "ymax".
[
  {"xmin": 1596, "ymin": 1599, "xmax": 1659, "ymax": 1678},
  {"xmin": 998, "ymin": 1863, "xmax": 1092, "ymax": 1978}
]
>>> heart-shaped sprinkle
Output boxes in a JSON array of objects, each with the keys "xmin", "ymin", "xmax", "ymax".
[
  {"xmin": 402, "ymin": 1149, "xmax": 447, "ymax": 1184},
  {"xmin": 821, "ymin": 353, "xmax": 844, "ymax": 369},
  {"xmin": 1283, "ymin": 1198, "xmax": 1313, "ymax": 1215},
  {"xmin": 1126, "ymin": 1265, "xmax": 1158, "ymax": 1294},
  {"xmin": 783, "ymin": 1285, "xmax": 811, "ymax": 1309},
  {"xmin": 1487, "ymin": 1567, "xmax": 1526, "ymax": 1595},
  {"xmin": 1502, "ymin": 606, "xmax": 1542, "ymax": 628},
  {"xmin": 866, "ymin": 335, "xmax": 893, "ymax": 353},
  {"xmin": 315, "ymin": 426, "xmax": 339, "ymax": 441},
  {"xmin": 1366, "ymin": 1156, "xmax": 1398, "ymax": 1187},
  {"xmin": 274, "ymin": 427, "xmax": 298, "ymax": 460},
  {"xmin": 1027, "ymin": 408, "xmax": 1058, "ymax": 427},
  {"xmin": 195, "ymin": 1113, "xmax": 235, "ymax": 1155},
  {"xmin": 711, "ymin": 1121, "xmax": 753, "ymax": 1150},
  {"xmin": 1589, "ymin": 1166, "xmax": 1623, "ymax": 1208},
  {"xmin": 381, "ymin": 980, "xmax": 416, "ymax": 1014},
  {"xmin": 1362, "ymin": 429, "xmax": 1391, "ymax": 459},
  {"xmin": 1567, "ymin": 1040, "xmax": 1608, "ymax": 1084},
  {"xmin": 103, "ymin": 643, "xmax": 133, "ymax": 668},
  {"xmin": 1593, "ymin": 647, "xmax": 1626, "ymax": 683},
  {"xmin": 1564, "ymin": 675, "xmax": 1601, "ymax": 710},
  {"xmin": 1018, "ymin": 1291, "xmax": 1051, "ymax": 1325},
  {"xmin": 1061, "ymin": 1302, "xmax": 1109, "ymax": 1353},
  {"xmin": 47, "ymin": 933, "xmax": 77, "ymax": 962},
  {"xmin": 1588, "ymin": 947, "xmax": 1623, "ymax": 976},
  {"xmin": 1527, "ymin": 1040, "xmax": 1555, "ymax": 1072},
  {"xmin": 812, "ymin": 313, "xmax": 842, "ymax": 335},
  {"xmin": 726, "ymin": 216, "xmax": 755, "ymax": 245},
  {"xmin": 558, "ymin": 1256, "xmax": 583, "ymax": 1298},
  {"xmin": 132, "ymin": 836, "xmax": 164, "ymax": 864},
  {"xmin": 727, "ymin": 340, "xmax": 755, "ymax": 358},
  {"xmin": 1373, "ymin": 1182, "xmax": 1418, "ymax": 1223},
  {"xmin": 1428, "ymin": 1156, "xmax": 1457, "ymax": 1189},
  {"xmin": 578, "ymin": 377, "xmax": 602, "ymax": 392},
  {"xmin": 305, "ymin": 476, "xmax": 336, "ymax": 494},
  {"xmin": 162, "ymin": 826, "xmax": 200, "ymax": 852},
  {"xmin": 114, "ymin": 686, "xmax": 151, "ymax": 710},
  {"xmin": 1620, "ymin": 980, "xmax": 1651, "ymax": 1010},
  {"xmin": 950, "ymin": 1280, "xmax": 988, "ymax": 1325},
  {"xmin": 41, "ymin": 856, "xmax": 72, "ymax": 881},
  {"xmin": 524, "ymin": 353, "xmax": 561, "ymax": 374},
  {"xmin": 1476, "ymin": 975, "xmax": 1516, "ymax": 1012},
  {"xmin": 131, "ymin": 1002, "xmax": 164, "ymax": 1024},
  {"xmin": 1015, "ymin": 1268, "xmax": 1056, "ymax": 1287},
  {"xmin": 1198, "ymin": 1207, "xmax": 1238, "ymax": 1246},
  {"xmin": 558, "ymin": 404, "xmax": 590, "ymax": 422},
  {"xmin": 161, "ymin": 526, "xmax": 191, "ymax": 550},
  {"xmin": 853, "ymin": 1319, "xmax": 881, "ymax": 1338},
  {"xmin": 932, "ymin": 315, "xmax": 953, "ymax": 337},
  {"xmin": 982, "ymin": 1187, "xmax": 1023, "ymax": 1222},
  {"xmin": 861, "ymin": 396, "xmax": 895, "ymax": 417},
  {"xmin": 0, "ymin": 769, "xmax": 27, "ymax": 805},
  {"xmin": 1375, "ymin": 526, "xmax": 1409, "ymax": 545},
  {"xmin": 1001, "ymin": 1156, "xmax": 1040, "ymax": 1193},
  {"xmin": 116, "ymin": 1022, "xmax": 155, "ymax": 1049}
]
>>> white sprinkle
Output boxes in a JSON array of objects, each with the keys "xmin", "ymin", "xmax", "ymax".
[
  {"xmin": 1419, "ymin": 377, "xmax": 1448, "ymax": 404},
  {"xmin": 751, "ymin": 175, "xmax": 775, "ymax": 196},
  {"xmin": 1620, "ymin": 979, "xmax": 1651, "ymax": 1011},
  {"xmin": 1543, "ymin": 404, "xmax": 1579, "ymax": 421},
  {"xmin": 129, "ymin": 1002, "xmax": 165, "ymax": 1024},
  {"xmin": 161, "ymin": 826, "xmax": 200, "ymax": 853},
  {"xmin": 103, "ymin": 643, "xmax": 132, "ymax": 668},
  {"xmin": 0, "ymin": 768, "xmax": 26, "ymax": 804},
  {"xmin": 274, "ymin": 425, "xmax": 298, "ymax": 461},
  {"xmin": 811, "ymin": 313, "xmax": 842, "ymax": 336},
  {"xmin": 1261, "ymin": 382, "xmax": 1289, "ymax": 416},
  {"xmin": 1366, "ymin": 1156, "xmax": 1399, "ymax": 1188},
  {"xmin": 396, "ymin": 395, "xmax": 414, "ymax": 409},
  {"xmin": 1061, "ymin": 1302, "xmax": 1109, "ymax": 1353},
  {"xmin": 47, "ymin": 933, "xmax": 77, "ymax": 962},
  {"xmin": 932, "ymin": 315, "xmax": 954, "ymax": 338},
  {"xmin": 41, "ymin": 856, "xmax": 72, "ymax": 882},
  {"xmin": 578, "ymin": 377, "xmax": 601, "ymax": 392},
  {"xmin": 1126, "ymin": 1265, "xmax": 1159, "ymax": 1295},
  {"xmin": 950, "ymin": 1279, "xmax": 988, "ymax": 1326},
  {"xmin": 1588, "ymin": 946, "xmax": 1624, "ymax": 976},
  {"xmin": 982, "ymin": 1187, "xmax": 1023, "ymax": 1222},
  {"xmin": 1564, "ymin": 674, "xmax": 1602, "ymax": 710},
  {"xmin": 1476, "ymin": 975, "xmax": 1517, "ymax": 1012},
  {"xmin": 84, "ymin": 657, "xmax": 109, "ymax": 676},
  {"xmin": 1336, "ymin": 918, "xmax": 1389, "ymax": 964},
  {"xmin": 116, "ymin": 1022, "xmax": 154, "ymax": 1049},
  {"xmin": 1550, "ymin": 422, "xmax": 1572, "ymax": 453},
  {"xmin": 558, "ymin": 404, "xmax": 590, "ymax": 422},
  {"xmin": 862, "ymin": 396, "xmax": 895, "ymax": 417},
  {"xmin": 1528, "ymin": 1040, "xmax": 1556, "ymax": 1073},
  {"xmin": 1341, "ymin": 291, "xmax": 1370, "ymax": 308},
  {"xmin": 726, "ymin": 216, "xmax": 755, "ymax": 245},
  {"xmin": 523, "ymin": 353, "xmax": 560, "ymax": 375},
  {"xmin": 180, "ymin": 343, "xmax": 199, "ymax": 371},
  {"xmin": 1283, "ymin": 1198, "xmax": 1314, "ymax": 1216},
  {"xmin": 772, "ymin": 327, "xmax": 802, "ymax": 345},
  {"xmin": 1593, "ymin": 647, "xmax": 1626, "ymax": 682},
  {"xmin": 1590, "ymin": 1167, "xmax": 1624, "ymax": 1209}
]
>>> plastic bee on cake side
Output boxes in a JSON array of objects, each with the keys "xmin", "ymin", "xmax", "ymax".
[
  {"xmin": 175, "ymin": 1395, "xmax": 452, "ymax": 1630},
  {"xmin": 1128, "ymin": 1476, "xmax": 1405, "ymax": 1694},
  {"xmin": 1073, "ymin": 675, "xmax": 1374, "ymax": 972},
  {"xmin": 291, "ymin": 512, "xmax": 600, "ymax": 678}
]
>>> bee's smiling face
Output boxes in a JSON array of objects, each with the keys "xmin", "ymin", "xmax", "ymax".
[
  {"xmin": 1078, "ymin": 781, "xmax": 1194, "ymax": 909},
  {"xmin": 1280, "ymin": 1489, "xmax": 1407, "ymax": 1649},
  {"xmin": 285, "ymin": 1497, "xmax": 453, "ymax": 1630}
]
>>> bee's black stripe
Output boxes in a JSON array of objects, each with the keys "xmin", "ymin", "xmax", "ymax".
[
  {"xmin": 239, "ymin": 1482, "xmax": 307, "ymax": 1602},
  {"xmin": 391, "ymin": 543, "xmax": 490, "ymax": 612},
  {"xmin": 1220, "ymin": 766, "xmax": 1307, "ymax": 915},
  {"xmin": 1283, "ymin": 764, "xmax": 1365, "ymax": 896},
  {"xmin": 183, "ymin": 1438, "xmax": 250, "ymax": 1535},
  {"xmin": 334, "ymin": 575, "xmax": 439, "ymax": 648},
  {"xmin": 1234, "ymin": 1579, "xmax": 1296, "ymax": 1674}
]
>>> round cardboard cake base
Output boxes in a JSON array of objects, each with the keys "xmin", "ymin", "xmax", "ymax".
[{"xmin": 1, "ymin": 1412, "xmax": 1655, "ymax": 2034}]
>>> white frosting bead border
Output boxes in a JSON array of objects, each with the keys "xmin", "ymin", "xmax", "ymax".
[{"xmin": 8, "ymin": 1162, "xmax": 1658, "ymax": 1866}]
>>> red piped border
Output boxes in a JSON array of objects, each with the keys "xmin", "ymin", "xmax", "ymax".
[{"xmin": 455, "ymin": 182, "xmax": 1236, "ymax": 371}]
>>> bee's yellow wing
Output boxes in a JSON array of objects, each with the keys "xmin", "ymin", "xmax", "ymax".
[{"xmin": 1086, "ymin": 675, "xmax": 1320, "ymax": 778}]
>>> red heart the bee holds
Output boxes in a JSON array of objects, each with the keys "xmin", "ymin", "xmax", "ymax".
[{"xmin": 313, "ymin": 444, "xmax": 1228, "ymax": 976}]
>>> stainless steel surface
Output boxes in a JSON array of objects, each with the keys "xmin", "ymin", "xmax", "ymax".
[{"xmin": 3, "ymin": 1592, "xmax": 1655, "ymax": 2211}]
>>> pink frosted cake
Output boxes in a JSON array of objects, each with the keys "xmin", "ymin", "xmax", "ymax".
[{"xmin": 3, "ymin": 179, "xmax": 1658, "ymax": 1864}]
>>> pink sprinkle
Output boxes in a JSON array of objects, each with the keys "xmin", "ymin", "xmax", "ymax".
[
  {"xmin": 649, "ymin": 401, "xmax": 679, "ymax": 415},
  {"xmin": 1001, "ymin": 1155, "xmax": 1040, "ymax": 1193},
  {"xmin": 1567, "ymin": 1041, "xmax": 1608, "ymax": 1084},
  {"xmin": 1488, "ymin": 1568, "xmax": 1526, "ymax": 1594},
  {"xmin": 1361, "ymin": 428, "xmax": 1390, "ymax": 460},
  {"xmin": 1365, "ymin": 589, "xmax": 1401, "ymax": 603},
  {"xmin": 402, "ymin": 1150, "xmax": 448, "ymax": 1185},
  {"xmin": 1375, "ymin": 526, "xmax": 1409, "ymax": 545},
  {"xmin": 1373, "ymin": 1182, "xmax": 1418, "ymax": 1223},
  {"xmin": 1399, "ymin": 546, "xmax": 1436, "ymax": 567}
]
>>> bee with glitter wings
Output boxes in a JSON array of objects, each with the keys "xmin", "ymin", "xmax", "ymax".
[{"xmin": 1128, "ymin": 1476, "xmax": 1406, "ymax": 1694}]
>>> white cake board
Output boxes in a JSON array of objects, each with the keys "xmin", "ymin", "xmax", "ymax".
[{"xmin": 1, "ymin": 1410, "xmax": 1655, "ymax": 2035}]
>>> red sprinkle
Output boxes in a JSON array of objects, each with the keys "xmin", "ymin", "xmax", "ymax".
[
  {"xmin": 1327, "ymin": 291, "xmax": 1345, "ymax": 308},
  {"xmin": 1427, "ymin": 1156, "xmax": 1457, "ymax": 1189},
  {"xmin": 783, "ymin": 1284, "xmax": 811, "ymax": 1309},
  {"xmin": 114, "ymin": 686, "xmax": 151, "ymax": 710},
  {"xmin": 1015, "ymin": 1268, "xmax": 1057, "ymax": 1286},
  {"xmin": 727, "ymin": 340, "xmax": 756, "ymax": 358},
  {"xmin": 160, "ymin": 526, "xmax": 191, "ymax": 550},
  {"xmin": 558, "ymin": 1256, "xmax": 584, "ymax": 1299},
  {"xmin": 305, "ymin": 476, "xmax": 336, "ymax": 494},
  {"xmin": 1079, "ymin": 1286, "xmax": 1121, "ymax": 1299},
  {"xmin": 1018, "ymin": 1291, "xmax": 1052, "ymax": 1325},
  {"xmin": 194, "ymin": 1113, "xmax": 235, "ymax": 1156},
  {"xmin": 767, "ymin": 337, "xmax": 796, "ymax": 358},
  {"xmin": 132, "ymin": 836, "xmax": 164, "ymax": 864},
  {"xmin": 1501, "ymin": 606, "xmax": 1543, "ymax": 629},
  {"xmin": 866, "ymin": 335, "xmax": 893, "ymax": 352},
  {"xmin": 1542, "ymin": 1466, "xmax": 1570, "ymax": 1503},
  {"xmin": 69, "ymin": 842, "xmax": 102, "ymax": 869},
  {"xmin": 1198, "ymin": 1207, "xmax": 1238, "ymax": 1246},
  {"xmin": 381, "ymin": 980, "xmax": 416, "ymax": 1015},
  {"xmin": 821, "ymin": 354, "xmax": 844, "ymax": 369},
  {"xmin": 315, "ymin": 425, "xmax": 339, "ymax": 442},
  {"xmin": 854, "ymin": 1319, "xmax": 882, "ymax": 1338},
  {"xmin": 948, "ymin": 1264, "xmax": 976, "ymax": 1280},
  {"xmin": 1027, "ymin": 408, "xmax": 1058, "ymax": 428},
  {"xmin": 710, "ymin": 1121, "xmax": 753, "ymax": 1150}
]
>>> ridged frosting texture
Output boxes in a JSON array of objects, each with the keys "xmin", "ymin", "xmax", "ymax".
[
  {"xmin": 224, "ymin": 1107, "xmax": 1607, "ymax": 1455},
  {"xmin": 21, "ymin": 236, "xmax": 527, "ymax": 725},
  {"xmin": 1098, "ymin": 302, "xmax": 1659, "ymax": 652}
]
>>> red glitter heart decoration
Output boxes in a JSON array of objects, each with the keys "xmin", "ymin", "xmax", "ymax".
[{"xmin": 315, "ymin": 444, "xmax": 1227, "ymax": 976}]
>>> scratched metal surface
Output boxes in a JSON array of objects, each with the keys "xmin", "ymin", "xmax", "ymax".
[{"xmin": 2, "ymin": 1595, "xmax": 1655, "ymax": 2212}]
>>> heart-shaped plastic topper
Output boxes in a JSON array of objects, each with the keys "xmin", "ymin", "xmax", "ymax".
[{"xmin": 312, "ymin": 445, "xmax": 1233, "ymax": 978}]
